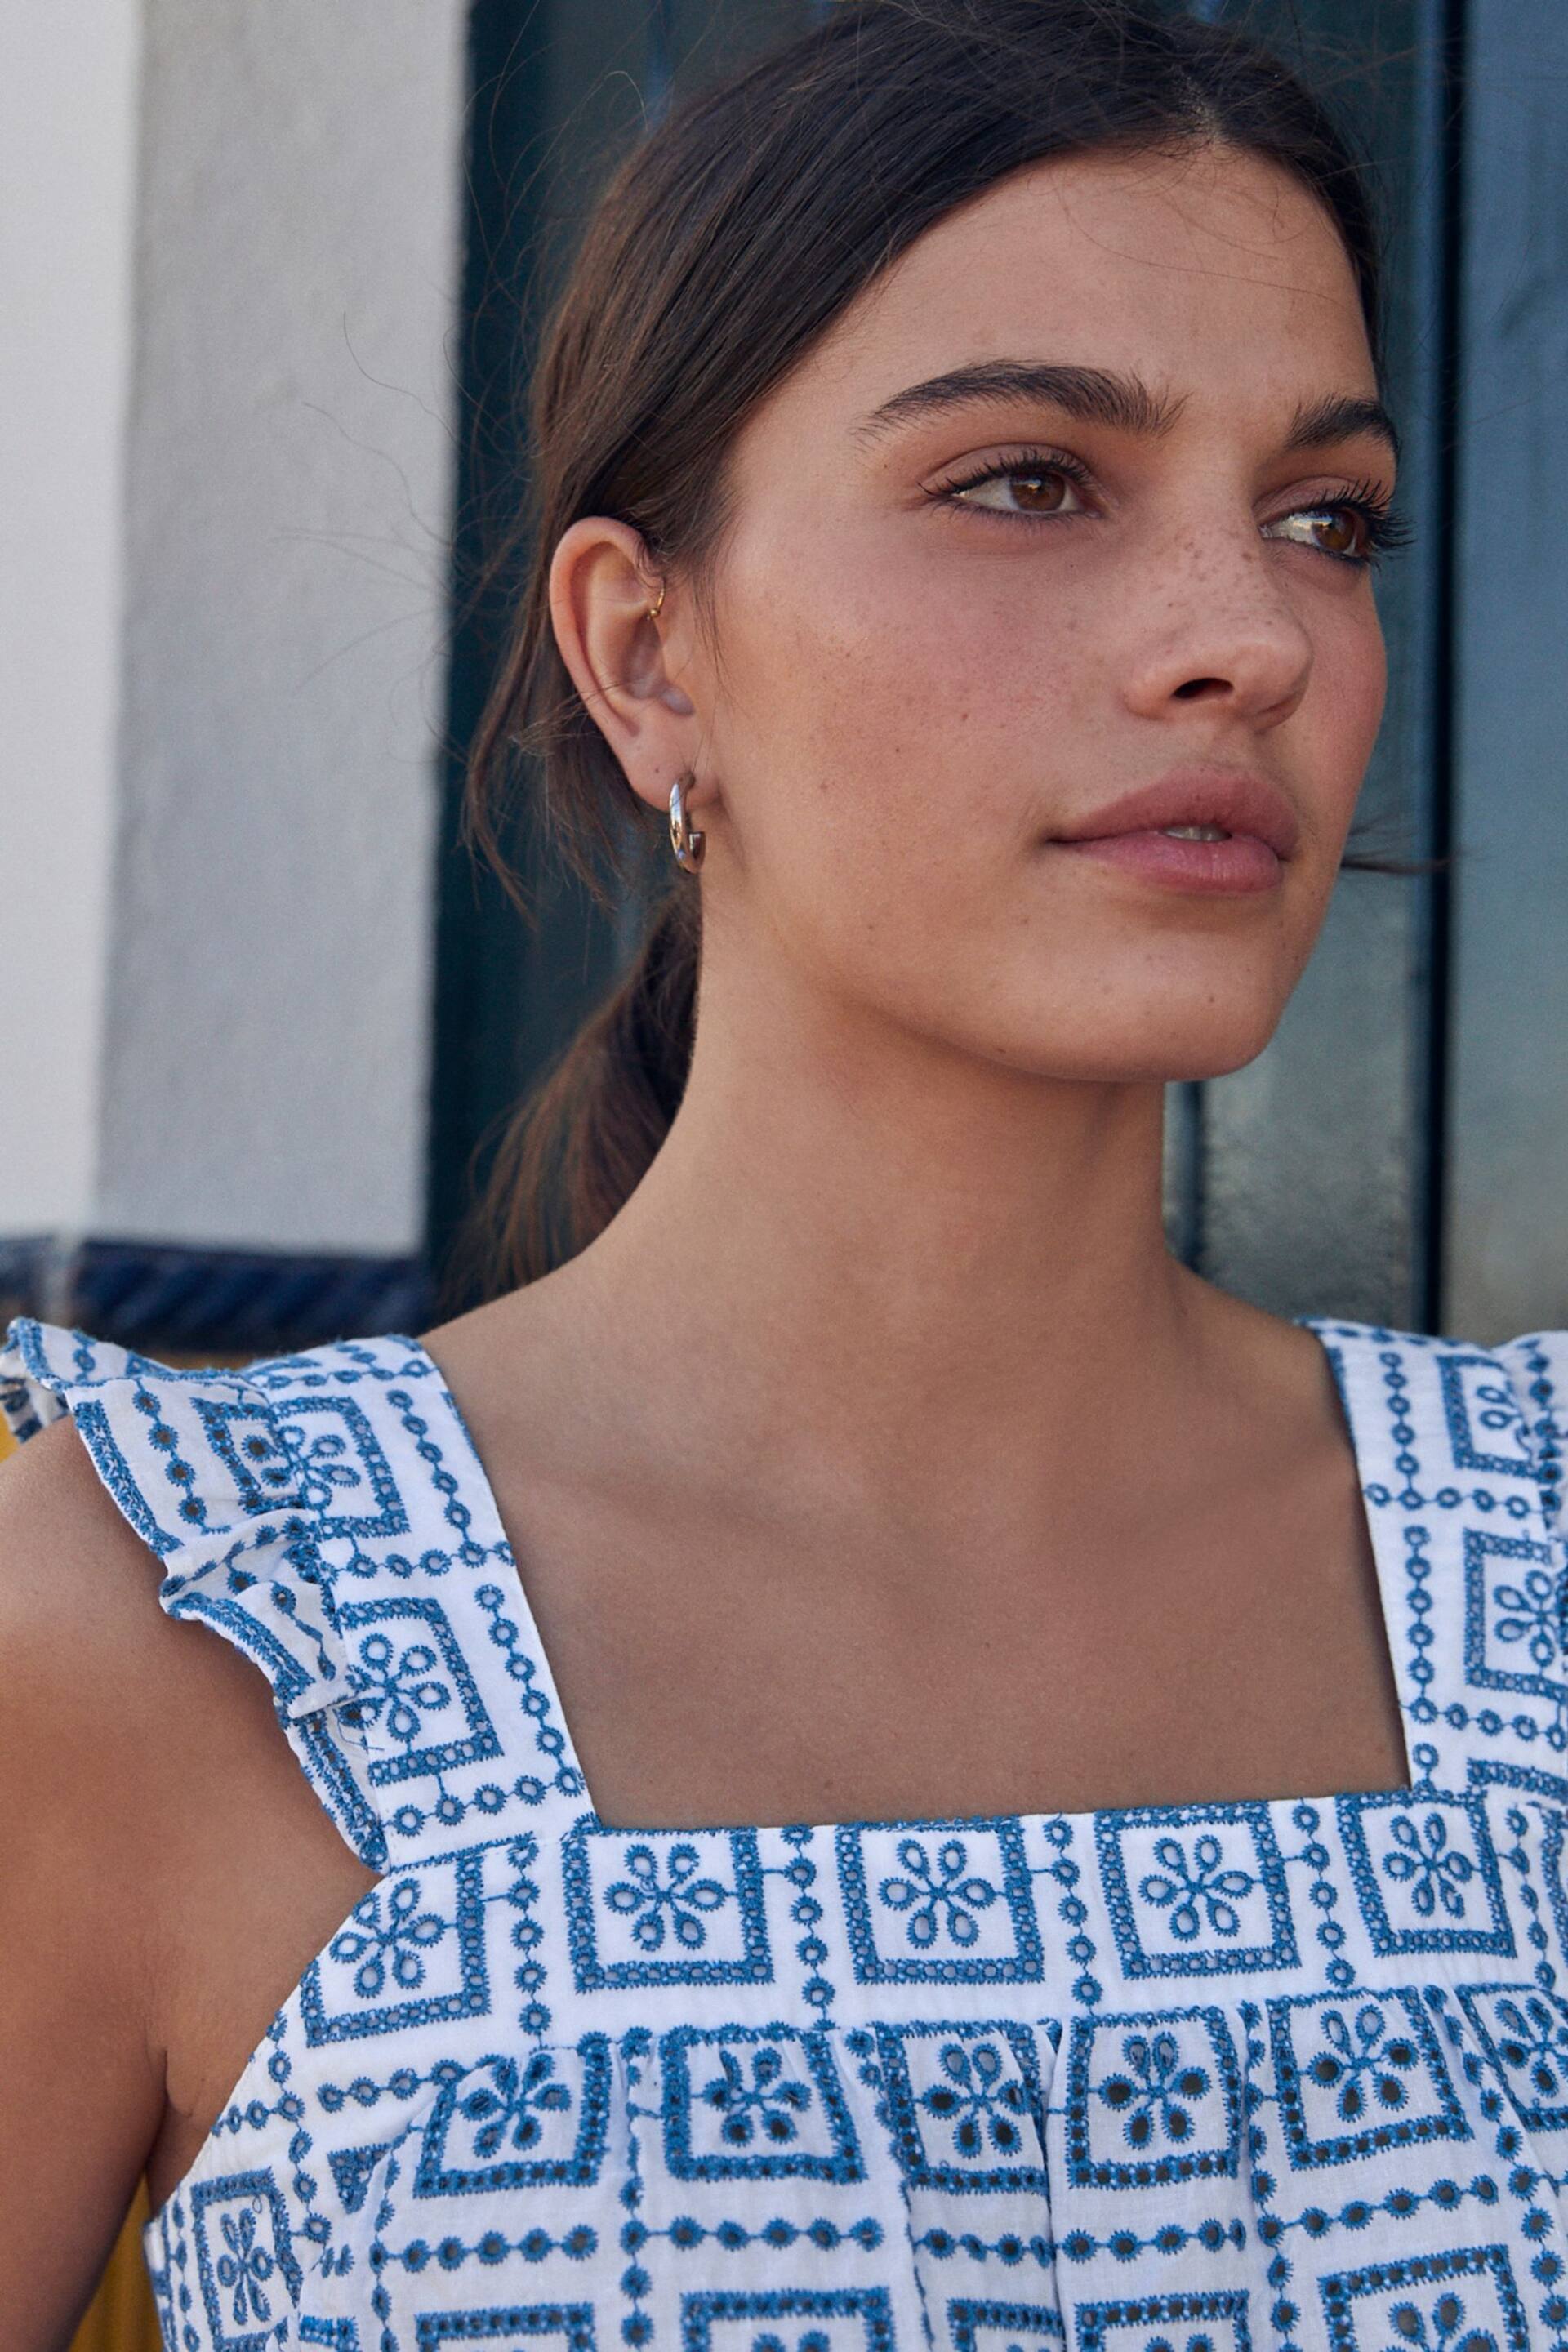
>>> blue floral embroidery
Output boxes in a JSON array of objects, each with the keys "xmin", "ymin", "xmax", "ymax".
[
  {"xmin": 660, "ymin": 2025, "xmax": 862, "ymax": 2184},
  {"xmin": 878, "ymin": 1835, "xmax": 1000, "ymax": 1949},
  {"xmin": 1064, "ymin": 2007, "xmax": 1242, "ymax": 2186},
  {"xmin": 1267, "ymin": 1988, "xmax": 1468, "ymax": 2169},
  {"xmin": 1463, "ymin": 1528, "xmax": 1568, "ymax": 1704},
  {"xmin": 329, "ymin": 1878, "xmax": 447, "ymax": 1999},
  {"xmin": 1456, "ymin": 1980, "xmax": 1568, "ymax": 2130},
  {"xmin": 837, "ymin": 1820, "xmax": 1045, "ymax": 1984},
  {"xmin": 563, "ymin": 1820, "xmax": 773, "ymax": 1989},
  {"xmin": 413, "ymin": 2038, "xmax": 614, "ymax": 2194},
  {"xmin": 188, "ymin": 2173, "xmax": 302, "ymax": 2351},
  {"xmin": 604, "ymin": 1841, "xmax": 733, "ymax": 1953},
  {"xmin": 348, "ymin": 1632, "xmax": 451, "ymax": 1747},
  {"xmin": 1093, "ymin": 2025, "xmax": 1210, "ymax": 2149},
  {"xmin": 1137, "ymin": 1833, "xmax": 1256, "ymax": 1941},
  {"xmin": 918, "ymin": 2034, "xmax": 1029, "ymax": 2158},
  {"xmin": 1382, "ymin": 1810, "xmax": 1476, "ymax": 1920},
  {"xmin": 215, "ymin": 2204, "xmax": 274, "ymax": 2327},
  {"xmin": 1096, "ymin": 1804, "xmax": 1298, "ymax": 1978},
  {"xmin": 1338, "ymin": 1792, "xmax": 1514, "ymax": 1957},
  {"xmin": 1302, "ymin": 2000, "xmax": 1419, "ymax": 2122},
  {"xmin": 300, "ymin": 1845, "xmax": 492, "ymax": 2043},
  {"xmin": 873, "ymin": 2020, "xmax": 1048, "ymax": 2192},
  {"xmin": 1319, "ymin": 2243, "xmax": 1530, "ymax": 2352},
  {"xmin": 457, "ymin": 2048, "xmax": 572, "ymax": 2154},
  {"xmin": 702, "ymin": 2042, "xmax": 812, "ymax": 2147},
  {"xmin": 1491, "ymin": 1567, "xmax": 1562, "ymax": 1671}
]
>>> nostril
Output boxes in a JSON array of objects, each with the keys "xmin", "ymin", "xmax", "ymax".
[{"xmin": 1174, "ymin": 676, "xmax": 1229, "ymax": 700}]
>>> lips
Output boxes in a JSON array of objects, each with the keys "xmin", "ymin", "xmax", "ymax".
[
  {"xmin": 1045, "ymin": 766, "xmax": 1302, "ymax": 860},
  {"xmin": 1040, "ymin": 765, "xmax": 1300, "ymax": 897}
]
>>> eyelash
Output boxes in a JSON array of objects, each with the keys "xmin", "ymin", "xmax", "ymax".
[{"xmin": 929, "ymin": 444, "xmax": 1415, "ymax": 569}]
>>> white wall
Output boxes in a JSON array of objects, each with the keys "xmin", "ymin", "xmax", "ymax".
[
  {"xmin": 2, "ymin": 1, "xmax": 469, "ymax": 1259},
  {"xmin": 0, "ymin": 1, "xmax": 144, "ymax": 1234}
]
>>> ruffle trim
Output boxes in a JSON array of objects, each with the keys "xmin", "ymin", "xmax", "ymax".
[{"xmin": 1, "ymin": 1315, "xmax": 389, "ymax": 1866}]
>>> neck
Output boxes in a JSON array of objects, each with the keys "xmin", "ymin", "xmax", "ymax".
[{"xmin": 546, "ymin": 958, "xmax": 1220, "ymax": 1510}]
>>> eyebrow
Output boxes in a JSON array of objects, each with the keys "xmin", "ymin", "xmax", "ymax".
[
  {"xmin": 849, "ymin": 360, "xmax": 1401, "ymax": 468},
  {"xmin": 1284, "ymin": 390, "xmax": 1401, "ymax": 467}
]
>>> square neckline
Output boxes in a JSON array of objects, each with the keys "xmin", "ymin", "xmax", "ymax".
[{"xmin": 394, "ymin": 1313, "xmax": 1419, "ymax": 1840}]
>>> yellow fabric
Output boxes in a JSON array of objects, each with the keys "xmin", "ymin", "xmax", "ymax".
[{"xmin": 69, "ymin": 2180, "xmax": 161, "ymax": 2352}]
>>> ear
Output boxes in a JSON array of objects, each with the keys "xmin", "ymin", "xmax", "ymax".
[{"xmin": 548, "ymin": 515, "xmax": 702, "ymax": 820}]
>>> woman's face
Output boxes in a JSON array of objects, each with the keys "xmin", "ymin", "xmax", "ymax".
[{"xmin": 674, "ymin": 137, "xmax": 1393, "ymax": 1084}]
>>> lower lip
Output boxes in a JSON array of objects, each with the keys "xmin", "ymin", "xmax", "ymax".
[{"xmin": 1050, "ymin": 829, "xmax": 1284, "ymax": 893}]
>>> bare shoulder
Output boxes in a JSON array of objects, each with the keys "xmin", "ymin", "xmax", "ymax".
[
  {"xmin": 0, "ymin": 1406, "xmax": 174, "ymax": 1686},
  {"xmin": 0, "ymin": 1408, "xmax": 279, "ymax": 1822},
  {"xmin": 0, "ymin": 1413, "xmax": 181, "ymax": 2345},
  {"xmin": 0, "ymin": 1414, "xmax": 377, "ymax": 2349}
]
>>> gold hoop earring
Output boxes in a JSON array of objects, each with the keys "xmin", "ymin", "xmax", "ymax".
[
  {"xmin": 647, "ymin": 582, "xmax": 666, "ymax": 621},
  {"xmin": 669, "ymin": 773, "xmax": 705, "ymax": 872}
]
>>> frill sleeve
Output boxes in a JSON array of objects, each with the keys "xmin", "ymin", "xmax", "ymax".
[{"xmin": 0, "ymin": 1314, "xmax": 389, "ymax": 1868}]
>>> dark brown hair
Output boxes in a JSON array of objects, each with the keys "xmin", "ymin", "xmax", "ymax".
[{"xmin": 448, "ymin": 0, "xmax": 1392, "ymax": 1303}]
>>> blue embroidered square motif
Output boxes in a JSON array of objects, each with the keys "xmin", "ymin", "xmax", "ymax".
[
  {"xmin": 415, "ymin": 2306, "xmax": 597, "ymax": 2351},
  {"xmin": 1063, "ymin": 2006, "xmax": 1241, "ymax": 2187},
  {"xmin": 1319, "ymin": 2243, "xmax": 1529, "ymax": 2352},
  {"xmin": 1462, "ymin": 1528, "xmax": 1566, "ymax": 1703},
  {"xmin": 204, "ymin": 1391, "xmax": 408, "ymax": 1535},
  {"xmin": 191, "ymin": 1398, "xmax": 297, "ymax": 1516},
  {"xmin": 1267, "ymin": 1988, "xmax": 1468, "ymax": 2167},
  {"xmin": 660, "ymin": 2023, "xmax": 863, "ymax": 2181},
  {"xmin": 680, "ymin": 2287, "xmax": 896, "ymax": 2352},
  {"xmin": 1335, "ymin": 1790, "xmax": 1512, "ymax": 1956},
  {"xmin": 835, "ymin": 1820, "xmax": 1044, "ymax": 1984},
  {"xmin": 564, "ymin": 1822, "xmax": 773, "ymax": 1990},
  {"xmin": 1455, "ymin": 1980, "xmax": 1568, "ymax": 2131},
  {"xmin": 413, "ymin": 2035, "xmax": 613, "ymax": 2194},
  {"xmin": 873, "ymin": 2019, "xmax": 1047, "ymax": 2192},
  {"xmin": 190, "ymin": 2169, "xmax": 304, "ymax": 2352},
  {"xmin": 1438, "ymin": 1355, "xmax": 1538, "ymax": 1480},
  {"xmin": 947, "ymin": 2299, "xmax": 1064, "ymax": 2352},
  {"xmin": 301, "ymin": 1847, "xmax": 491, "ymax": 2042},
  {"xmin": 1094, "ymin": 1804, "xmax": 1297, "ymax": 1980},
  {"xmin": 1073, "ymin": 2289, "xmax": 1250, "ymax": 2352},
  {"xmin": 336, "ymin": 1596, "xmax": 502, "ymax": 1784}
]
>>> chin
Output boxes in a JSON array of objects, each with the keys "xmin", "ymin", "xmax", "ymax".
[{"xmin": 1009, "ymin": 1005, "xmax": 1288, "ymax": 1086}]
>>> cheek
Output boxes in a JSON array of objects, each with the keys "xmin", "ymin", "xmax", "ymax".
[
  {"xmin": 1307, "ymin": 604, "xmax": 1388, "ymax": 837},
  {"xmin": 764, "ymin": 568, "xmax": 1094, "ymax": 869}
]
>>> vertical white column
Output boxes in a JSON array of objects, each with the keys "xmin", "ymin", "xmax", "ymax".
[
  {"xmin": 95, "ymin": 0, "xmax": 469, "ymax": 1257},
  {"xmin": 0, "ymin": 1, "xmax": 144, "ymax": 1235},
  {"xmin": 2, "ymin": 0, "xmax": 469, "ymax": 1272}
]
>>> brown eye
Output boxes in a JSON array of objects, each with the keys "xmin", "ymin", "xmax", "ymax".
[
  {"xmin": 938, "ymin": 456, "xmax": 1093, "ymax": 523},
  {"xmin": 1306, "ymin": 507, "xmax": 1362, "ymax": 557},
  {"xmin": 1007, "ymin": 469, "xmax": 1073, "ymax": 514},
  {"xmin": 1264, "ymin": 502, "xmax": 1371, "ymax": 562}
]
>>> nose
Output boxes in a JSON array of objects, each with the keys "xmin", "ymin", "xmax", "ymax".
[{"xmin": 1119, "ymin": 523, "xmax": 1316, "ymax": 731}]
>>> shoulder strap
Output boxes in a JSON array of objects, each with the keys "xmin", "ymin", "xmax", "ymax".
[{"xmin": 1, "ymin": 1316, "xmax": 590, "ymax": 1870}]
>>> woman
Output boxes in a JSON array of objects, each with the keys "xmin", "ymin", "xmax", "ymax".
[{"xmin": 6, "ymin": 1, "xmax": 1564, "ymax": 2344}]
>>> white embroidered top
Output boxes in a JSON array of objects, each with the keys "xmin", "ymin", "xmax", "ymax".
[{"xmin": 5, "ymin": 1310, "xmax": 1568, "ymax": 2352}]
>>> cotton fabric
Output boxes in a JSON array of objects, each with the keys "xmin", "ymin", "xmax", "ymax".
[{"xmin": 6, "ymin": 1310, "xmax": 1568, "ymax": 2352}]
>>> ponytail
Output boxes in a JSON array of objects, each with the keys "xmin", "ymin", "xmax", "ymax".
[{"xmin": 441, "ymin": 884, "xmax": 699, "ymax": 1307}]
